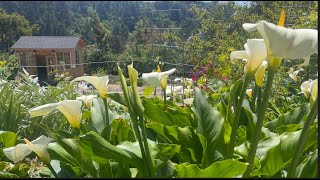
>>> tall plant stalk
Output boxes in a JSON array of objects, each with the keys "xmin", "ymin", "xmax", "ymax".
[
  {"xmin": 228, "ymin": 74, "xmax": 252, "ymax": 158},
  {"xmin": 287, "ymin": 97, "xmax": 318, "ymax": 177},
  {"xmin": 243, "ymin": 65, "xmax": 278, "ymax": 177},
  {"xmin": 102, "ymin": 98, "xmax": 110, "ymax": 140}
]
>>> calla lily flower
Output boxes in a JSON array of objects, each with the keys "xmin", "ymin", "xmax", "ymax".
[
  {"xmin": 72, "ymin": 76, "xmax": 109, "ymax": 98},
  {"xmin": 288, "ymin": 68, "xmax": 303, "ymax": 82},
  {"xmin": 29, "ymin": 100, "xmax": 82, "ymax": 129},
  {"xmin": 300, "ymin": 79, "xmax": 318, "ymax": 106},
  {"xmin": 183, "ymin": 98, "xmax": 194, "ymax": 106},
  {"xmin": 76, "ymin": 95, "xmax": 97, "ymax": 109},
  {"xmin": 141, "ymin": 68, "xmax": 176, "ymax": 91},
  {"xmin": 254, "ymin": 60, "xmax": 268, "ymax": 87},
  {"xmin": 230, "ymin": 39, "xmax": 267, "ymax": 75},
  {"xmin": 246, "ymin": 89, "xmax": 253, "ymax": 98},
  {"xmin": 3, "ymin": 135, "xmax": 52, "ymax": 163},
  {"xmin": 243, "ymin": 20, "xmax": 318, "ymax": 66},
  {"xmin": 301, "ymin": 79, "xmax": 318, "ymax": 106}
]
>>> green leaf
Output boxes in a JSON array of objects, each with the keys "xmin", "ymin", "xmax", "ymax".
[
  {"xmin": 111, "ymin": 119, "xmax": 135, "ymax": 145},
  {"xmin": 142, "ymin": 86, "xmax": 154, "ymax": 97},
  {"xmin": 117, "ymin": 139, "xmax": 181, "ymax": 171},
  {"xmin": 191, "ymin": 87, "xmax": 225, "ymax": 167},
  {"xmin": 174, "ymin": 159, "xmax": 248, "ymax": 178},
  {"xmin": 146, "ymin": 122, "xmax": 206, "ymax": 164},
  {"xmin": 295, "ymin": 149, "xmax": 318, "ymax": 178},
  {"xmin": 78, "ymin": 131, "xmax": 143, "ymax": 170},
  {"xmin": 90, "ymin": 98, "xmax": 110, "ymax": 134},
  {"xmin": 142, "ymin": 97, "xmax": 197, "ymax": 128},
  {"xmin": 9, "ymin": 163, "xmax": 29, "ymax": 178},
  {"xmin": 252, "ymin": 126, "xmax": 318, "ymax": 177},
  {"xmin": 0, "ymin": 131, "xmax": 17, "ymax": 148},
  {"xmin": 265, "ymin": 103, "xmax": 309, "ymax": 132},
  {"xmin": 0, "ymin": 171, "xmax": 19, "ymax": 178},
  {"xmin": 108, "ymin": 93, "xmax": 127, "ymax": 107}
]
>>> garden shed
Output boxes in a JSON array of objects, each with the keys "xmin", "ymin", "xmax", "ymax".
[{"xmin": 11, "ymin": 36, "xmax": 85, "ymax": 84}]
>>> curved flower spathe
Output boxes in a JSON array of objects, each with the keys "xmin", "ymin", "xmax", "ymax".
[
  {"xmin": 76, "ymin": 95, "xmax": 97, "ymax": 109},
  {"xmin": 72, "ymin": 75, "xmax": 109, "ymax": 98},
  {"xmin": 3, "ymin": 135, "xmax": 52, "ymax": 163},
  {"xmin": 243, "ymin": 20, "xmax": 318, "ymax": 65},
  {"xmin": 255, "ymin": 60, "xmax": 268, "ymax": 87},
  {"xmin": 230, "ymin": 39, "xmax": 267, "ymax": 75},
  {"xmin": 301, "ymin": 79, "xmax": 318, "ymax": 106},
  {"xmin": 141, "ymin": 68, "xmax": 176, "ymax": 90},
  {"xmin": 29, "ymin": 100, "xmax": 82, "ymax": 129},
  {"xmin": 246, "ymin": 89, "xmax": 253, "ymax": 98}
]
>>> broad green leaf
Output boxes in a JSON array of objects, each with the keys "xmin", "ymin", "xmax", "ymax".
[
  {"xmin": 191, "ymin": 87, "xmax": 225, "ymax": 167},
  {"xmin": 146, "ymin": 122, "xmax": 206, "ymax": 164},
  {"xmin": 265, "ymin": 103, "xmax": 309, "ymax": 132},
  {"xmin": 0, "ymin": 171, "xmax": 19, "ymax": 178},
  {"xmin": 117, "ymin": 139, "xmax": 181, "ymax": 171},
  {"xmin": 90, "ymin": 98, "xmax": 109, "ymax": 134},
  {"xmin": 142, "ymin": 86, "xmax": 154, "ymax": 97},
  {"xmin": 111, "ymin": 119, "xmax": 135, "ymax": 145},
  {"xmin": 156, "ymin": 160, "xmax": 174, "ymax": 177},
  {"xmin": 108, "ymin": 93, "xmax": 127, "ymax": 107},
  {"xmin": 9, "ymin": 163, "xmax": 29, "ymax": 178},
  {"xmin": 109, "ymin": 162, "xmax": 131, "ymax": 178},
  {"xmin": 295, "ymin": 149, "xmax": 318, "ymax": 178},
  {"xmin": 275, "ymin": 124, "xmax": 303, "ymax": 134},
  {"xmin": 174, "ymin": 159, "xmax": 248, "ymax": 178},
  {"xmin": 78, "ymin": 131, "xmax": 143, "ymax": 171},
  {"xmin": 0, "ymin": 131, "xmax": 17, "ymax": 148},
  {"xmin": 142, "ymin": 97, "xmax": 197, "ymax": 128},
  {"xmin": 252, "ymin": 126, "xmax": 318, "ymax": 177}
]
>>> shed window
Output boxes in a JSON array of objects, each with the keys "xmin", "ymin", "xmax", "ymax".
[
  {"xmin": 19, "ymin": 52, "xmax": 31, "ymax": 68},
  {"xmin": 56, "ymin": 52, "xmax": 71, "ymax": 69}
]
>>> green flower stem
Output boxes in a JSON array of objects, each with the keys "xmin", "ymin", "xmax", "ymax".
[
  {"xmin": 243, "ymin": 66, "xmax": 278, "ymax": 177},
  {"xmin": 139, "ymin": 115, "xmax": 155, "ymax": 177},
  {"xmin": 163, "ymin": 89, "xmax": 167, "ymax": 106},
  {"xmin": 287, "ymin": 97, "xmax": 318, "ymax": 177},
  {"xmin": 250, "ymin": 84, "xmax": 258, "ymax": 112},
  {"xmin": 102, "ymin": 98, "xmax": 110, "ymax": 141},
  {"xmin": 46, "ymin": 162, "xmax": 59, "ymax": 178},
  {"xmin": 117, "ymin": 66, "xmax": 151, "ymax": 176},
  {"xmin": 228, "ymin": 74, "xmax": 252, "ymax": 158}
]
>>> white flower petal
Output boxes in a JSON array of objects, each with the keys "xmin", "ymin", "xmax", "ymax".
[
  {"xmin": 3, "ymin": 144, "xmax": 32, "ymax": 163},
  {"xmin": 230, "ymin": 51, "xmax": 248, "ymax": 60},
  {"xmin": 254, "ymin": 60, "xmax": 268, "ymax": 87},
  {"xmin": 142, "ymin": 68, "xmax": 176, "ymax": 88},
  {"xmin": 183, "ymin": 98, "xmax": 194, "ymax": 106},
  {"xmin": 73, "ymin": 76, "xmax": 109, "ymax": 98},
  {"xmin": 56, "ymin": 100, "xmax": 82, "ymax": 129},
  {"xmin": 244, "ymin": 39, "xmax": 267, "ymax": 73},
  {"xmin": 301, "ymin": 79, "xmax": 313, "ymax": 98},
  {"xmin": 76, "ymin": 95, "xmax": 97, "ymax": 109},
  {"xmin": 29, "ymin": 103, "xmax": 60, "ymax": 118},
  {"xmin": 244, "ymin": 21, "xmax": 318, "ymax": 59}
]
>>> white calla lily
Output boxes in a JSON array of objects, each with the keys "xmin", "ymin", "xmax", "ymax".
[
  {"xmin": 76, "ymin": 95, "xmax": 97, "ymax": 109},
  {"xmin": 288, "ymin": 68, "xmax": 303, "ymax": 82},
  {"xmin": 72, "ymin": 75, "xmax": 109, "ymax": 98},
  {"xmin": 246, "ymin": 89, "xmax": 253, "ymax": 98},
  {"xmin": 301, "ymin": 79, "xmax": 318, "ymax": 106},
  {"xmin": 309, "ymin": 79, "xmax": 318, "ymax": 106},
  {"xmin": 243, "ymin": 20, "xmax": 318, "ymax": 66},
  {"xmin": 141, "ymin": 68, "xmax": 176, "ymax": 90},
  {"xmin": 254, "ymin": 60, "xmax": 268, "ymax": 87},
  {"xmin": 29, "ymin": 100, "xmax": 82, "ymax": 129},
  {"xmin": 230, "ymin": 39, "xmax": 267, "ymax": 75},
  {"xmin": 183, "ymin": 98, "xmax": 194, "ymax": 106},
  {"xmin": 300, "ymin": 79, "xmax": 313, "ymax": 99},
  {"xmin": 3, "ymin": 135, "xmax": 52, "ymax": 163}
]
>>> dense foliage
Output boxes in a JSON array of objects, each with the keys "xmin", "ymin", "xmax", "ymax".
[{"xmin": 0, "ymin": 1, "xmax": 318, "ymax": 178}]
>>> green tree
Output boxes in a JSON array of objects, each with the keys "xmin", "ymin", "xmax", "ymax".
[{"xmin": 0, "ymin": 8, "xmax": 38, "ymax": 52}]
